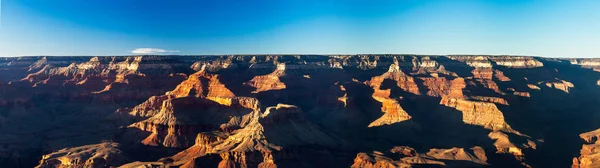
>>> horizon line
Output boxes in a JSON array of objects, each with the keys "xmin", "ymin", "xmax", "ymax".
[{"xmin": 2, "ymin": 53, "xmax": 568, "ymax": 58}]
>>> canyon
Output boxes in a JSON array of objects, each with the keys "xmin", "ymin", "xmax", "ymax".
[{"xmin": 0, "ymin": 55, "xmax": 600, "ymax": 167}]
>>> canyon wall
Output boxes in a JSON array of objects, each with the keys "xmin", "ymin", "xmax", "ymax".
[{"xmin": 0, "ymin": 55, "xmax": 599, "ymax": 168}]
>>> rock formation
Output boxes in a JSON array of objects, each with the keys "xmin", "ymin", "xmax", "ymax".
[
  {"xmin": 147, "ymin": 104, "xmax": 338, "ymax": 167},
  {"xmin": 367, "ymin": 63, "xmax": 415, "ymax": 127},
  {"xmin": 489, "ymin": 56, "xmax": 544, "ymax": 68},
  {"xmin": 440, "ymin": 97, "xmax": 515, "ymax": 132},
  {"xmin": 488, "ymin": 131, "xmax": 524, "ymax": 156},
  {"xmin": 541, "ymin": 80, "xmax": 575, "ymax": 93},
  {"xmin": 1, "ymin": 55, "xmax": 599, "ymax": 168},
  {"xmin": 126, "ymin": 97, "xmax": 258, "ymax": 148},
  {"xmin": 573, "ymin": 128, "xmax": 600, "ymax": 168},
  {"xmin": 35, "ymin": 142, "xmax": 130, "ymax": 168},
  {"xmin": 420, "ymin": 77, "xmax": 466, "ymax": 98},
  {"xmin": 245, "ymin": 63, "xmax": 287, "ymax": 93},
  {"xmin": 351, "ymin": 146, "xmax": 488, "ymax": 168}
]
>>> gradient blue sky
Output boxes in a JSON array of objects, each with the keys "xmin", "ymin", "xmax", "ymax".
[{"xmin": 0, "ymin": 0, "xmax": 599, "ymax": 57}]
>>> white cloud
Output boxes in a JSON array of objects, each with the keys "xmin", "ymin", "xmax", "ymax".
[{"xmin": 131, "ymin": 48, "xmax": 179, "ymax": 54}]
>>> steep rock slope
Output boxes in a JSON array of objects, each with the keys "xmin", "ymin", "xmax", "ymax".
[{"xmin": 366, "ymin": 63, "xmax": 414, "ymax": 127}]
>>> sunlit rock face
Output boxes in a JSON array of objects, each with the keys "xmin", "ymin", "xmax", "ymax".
[
  {"xmin": 439, "ymin": 97, "xmax": 514, "ymax": 132},
  {"xmin": 158, "ymin": 104, "xmax": 339, "ymax": 167},
  {"xmin": 489, "ymin": 56, "xmax": 544, "ymax": 68},
  {"xmin": 573, "ymin": 129, "xmax": 600, "ymax": 168},
  {"xmin": 570, "ymin": 58, "xmax": 600, "ymax": 71},
  {"xmin": 2, "ymin": 55, "xmax": 600, "ymax": 168},
  {"xmin": 449, "ymin": 56, "xmax": 494, "ymax": 68},
  {"xmin": 366, "ymin": 62, "xmax": 415, "ymax": 127},
  {"xmin": 420, "ymin": 77, "xmax": 466, "ymax": 98},
  {"xmin": 125, "ymin": 96, "xmax": 259, "ymax": 148},
  {"xmin": 244, "ymin": 63, "xmax": 287, "ymax": 93},
  {"xmin": 35, "ymin": 142, "xmax": 131, "ymax": 168},
  {"xmin": 540, "ymin": 80, "xmax": 575, "ymax": 93},
  {"xmin": 167, "ymin": 68, "xmax": 236, "ymax": 99},
  {"xmin": 351, "ymin": 146, "xmax": 488, "ymax": 168}
]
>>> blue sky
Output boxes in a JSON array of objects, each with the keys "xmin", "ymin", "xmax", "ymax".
[{"xmin": 0, "ymin": 0, "xmax": 599, "ymax": 57}]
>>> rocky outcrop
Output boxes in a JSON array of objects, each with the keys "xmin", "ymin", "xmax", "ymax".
[
  {"xmin": 468, "ymin": 96, "xmax": 509, "ymax": 105},
  {"xmin": 167, "ymin": 68, "xmax": 235, "ymax": 99},
  {"xmin": 163, "ymin": 104, "xmax": 338, "ymax": 167},
  {"xmin": 540, "ymin": 80, "xmax": 574, "ymax": 93},
  {"xmin": 35, "ymin": 142, "xmax": 130, "ymax": 168},
  {"xmin": 425, "ymin": 147, "xmax": 487, "ymax": 164},
  {"xmin": 17, "ymin": 56, "xmax": 190, "ymax": 102},
  {"xmin": 420, "ymin": 77, "xmax": 466, "ymax": 98},
  {"xmin": 127, "ymin": 97, "xmax": 258, "ymax": 148},
  {"xmin": 488, "ymin": 131, "xmax": 524, "ymax": 157},
  {"xmin": 190, "ymin": 57, "xmax": 237, "ymax": 72},
  {"xmin": 440, "ymin": 97, "xmax": 515, "ymax": 132},
  {"xmin": 448, "ymin": 55, "xmax": 543, "ymax": 69},
  {"xmin": 573, "ymin": 128, "xmax": 600, "ymax": 168},
  {"xmin": 570, "ymin": 59, "xmax": 600, "ymax": 70},
  {"xmin": 3, "ymin": 55, "xmax": 600, "ymax": 168},
  {"xmin": 513, "ymin": 92, "xmax": 531, "ymax": 97},
  {"xmin": 351, "ymin": 146, "xmax": 487, "ymax": 168},
  {"xmin": 449, "ymin": 56, "xmax": 493, "ymax": 68},
  {"xmin": 366, "ymin": 62, "xmax": 418, "ymax": 127},
  {"xmin": 489, "ymin": 56, "xmax": 543, "ymax": 68},
  {"xmin": 370, "ymin": 61, "xmax": 421, "ymax": 95},
  {"xmin": 410, "ymin": 56, "xmax": 458, "ymax": 77},
  {"xmin": 245, "ymin": 63, "xmax": 287, "ymax": 93},
  {"xmin": 122, "ymin": 66, "xmax": 238, "ymax": 119},
  {"xmin": 527, "ymin": 84, "xmax": 541, "ymax": 90},
  {"xmin": 210, "ymin": 104, "xmax": 336, "ymax": 166},
  {"xmin": 367, "ymin": 96, "xmax": 411, "ymax": 127},
  {"xmin": 494, "ymin": 70, "xmax": 512, "ymax": 81},
  {"xmin": 352, "ymin": 152, "xmax": 414, "ymax": 168},
  {"xmin": 127, "ymin": 95, "xmax": 173, "ymax": 118}
]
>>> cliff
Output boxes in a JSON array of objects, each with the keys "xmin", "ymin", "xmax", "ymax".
[
  {"xmin": 573, "ymin": 128, "xmax": 600, "ymax": 168},
  {"xmin": 0, "ymin": 55, "xmax": 597, "ymax": 168}
]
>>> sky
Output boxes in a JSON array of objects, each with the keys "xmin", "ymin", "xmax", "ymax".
[{"xmin": 0, "ymin": 0, "xmax": 599, "ymax": 57}]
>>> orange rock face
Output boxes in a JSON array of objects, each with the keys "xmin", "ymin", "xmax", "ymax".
[
  {"xmin": 4, "ymin": 55, "xmax": 600, "ymax": 168},
  {"xmin": 420, "ymin": 77, "xmax": 466, "ymax": 98},
  {"xmin": 367, "ymin": 63, "xmax": 415, "ymax": 127},
  {"xmin": 167, "ymin": 67, "xmax": 235, "ymax": 99},
  {"xmin": 488, "ymin": 131, "xmax": 524, "ymax": 156},
  {"xmin": 161, "ymin": 104, "xmax": 338, "ymax": 167},
  {"xmin": 440, "ymin": 97, "xmax": 514, "ymax": 132},
  {"xmin": 573, "ymin": 129, "xmax": 600, "ymax": 168},
  {"xmin": 370, "ymin": 62, "xmax": 421, "ymax": 95},
  {"xmin": 245, "ymin": 63, "xmax": 287, "ymax": 93}
]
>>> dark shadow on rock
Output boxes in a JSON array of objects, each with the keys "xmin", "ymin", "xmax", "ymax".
[{"xmin": 432, "ymin": 56, "xmax": 475, "ymax": 77}]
